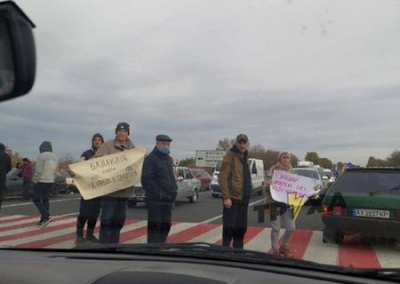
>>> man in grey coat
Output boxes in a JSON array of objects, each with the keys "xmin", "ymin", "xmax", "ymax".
[{"xmin": 32, "ymin": 141, "xmax": 58, "ymax": 227}]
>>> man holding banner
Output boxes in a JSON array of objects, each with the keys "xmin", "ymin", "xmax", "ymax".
[
  {"xmin": 141, "ymin": 134, "xmax": 177, "ymax": 243},
  {"xmin": 95, "ymin": 122, "xmax": 136, "ymax": 244}
]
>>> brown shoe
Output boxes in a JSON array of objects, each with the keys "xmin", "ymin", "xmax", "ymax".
[{"xmin": 279, "ymin": 247, "xmax": 294, "ymax": 258}]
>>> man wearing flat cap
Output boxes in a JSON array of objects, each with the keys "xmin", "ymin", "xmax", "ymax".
[
  {"xmin": 218, "ymin": 134, "xmax": 252, "ymax": 249},
  {"xmin": 141, "ymin": 134, "xmax": 177, "ymax": 243}
]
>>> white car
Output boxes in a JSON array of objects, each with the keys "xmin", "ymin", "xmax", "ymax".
[
  {"xmin": 294, "ymin": 167, "xmax": 328, "ymax": 202},
  {"xmin": 211, "ymin": 158, "xmax": 265, "ymax": 198},
  {"xmin": 128, "ymin": 167, "xmax": 201, "ymax": 207},
  {"xmin": 323, "ymin": 169, "xmax": 336, "ymax": 184}
]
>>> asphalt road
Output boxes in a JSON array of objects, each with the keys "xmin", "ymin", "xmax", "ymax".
[{"xmin": 0, "ymin": 191, "xmax": 324, "ymax": 231}]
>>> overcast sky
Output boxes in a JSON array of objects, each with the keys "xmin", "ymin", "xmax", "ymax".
[{"xmin": 1, "ymin": 0, "xmax": 399, "ymax": 166}]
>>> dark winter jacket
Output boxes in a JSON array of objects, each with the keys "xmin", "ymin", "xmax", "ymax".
[
  {"xmin": 141, "ymin": 147, "xmax": 177, "ymax": 202},
  {"xmin": 81, "ymin": 133, "xmax": 104, "ymax": 161}
]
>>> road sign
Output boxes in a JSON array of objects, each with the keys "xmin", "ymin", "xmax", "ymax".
[{"xmin": 195, "ymin": 150, "xmax": 226, "ymax": 167}]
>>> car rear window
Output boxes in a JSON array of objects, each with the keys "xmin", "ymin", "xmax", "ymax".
[
  {"xmin": 295, "ymin": 169, "xmax": 319, "ymax": 180},
  {"xmin": 331, "ymin": 171, "xmax": 400, "ymax": 194}
]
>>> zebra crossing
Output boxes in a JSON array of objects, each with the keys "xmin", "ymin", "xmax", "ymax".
[{"xmin": 0, "ymin": 214, "xmax": 399, "ymax": 268}]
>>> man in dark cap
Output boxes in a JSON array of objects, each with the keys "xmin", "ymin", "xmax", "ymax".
[
  {"xmin": 32, "ymin": 141, "xmax": 59, "ymax": 227},
  {"xmin": 95, "ymin": 123, "xmax": 135, "ymax": 244},
  {"xmin": 0, "ymin": 143, "xmax": 11, "ymax": 210},
  {"xmin": 75, "ymin": 133, "xmax": 104, "ymax": 244},
  {"xmin": 142, "ymin": 134, "xmax": 177, "ymax": 243},
  {"xmin": 218, "ymin": 134, "xmax": 252, "ymax": 249}
]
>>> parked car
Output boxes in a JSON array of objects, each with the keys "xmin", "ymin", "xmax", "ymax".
[
  {"xmin": 293, "ymin": 167, "xmax": 327, "ymax": 202},
  {"xmin": 190, "ymin": 169, "xmax": 212, "ymax": 191},
  {"xmin": 323, "ymin": 168, "xmax": 336, "ymax": 184},
  {"xmin": 5, "ymin": 168, "xmax": 67, "ymax": 198},
  {"xmin": 321, "ymin": 168, "xmax": 400, "ymax": 244},
  {"xmin": 128, "ymin": 166, "xmax": 201, "ymax": 207},
  {"xmin": 210, "ymin": 158, "xmax": 265, "ymax": 198}
]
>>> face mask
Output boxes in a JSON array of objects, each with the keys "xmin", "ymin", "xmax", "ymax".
[{"xmin": 159, "ymin": 147, "xmax": 170, "ymax": 154}]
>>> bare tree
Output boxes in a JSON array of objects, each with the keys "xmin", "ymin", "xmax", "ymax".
[{"xmin": 216, "ymin": 138, "xmax": 235, "ymax": 151}]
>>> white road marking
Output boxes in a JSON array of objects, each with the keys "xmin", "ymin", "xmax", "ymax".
[
  {"xmin": 200, "ymin": 198, "xmax": 264, "ymax": 224},
  {"xmin": 2, "ymin": 197, "xmax": 81, "ymax": 208}
]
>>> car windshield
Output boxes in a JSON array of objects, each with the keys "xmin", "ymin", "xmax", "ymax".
[
  {"xmin": 1, "ymin": 0, "xmax": 400, "ymax": 274},
  {"xmin": 331, "ymin": 171, "xmax": 400, "ymax": 194},
  {"xmin": 295, "ymin": 169, "xmax": 319, "ymax": 180}
]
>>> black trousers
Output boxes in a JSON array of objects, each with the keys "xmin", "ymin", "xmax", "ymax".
[
  {"xmin": 22, "ymin": 179, "xmax": 30, "ymax": 200},
  {"xmin": 76, "ymin": 197, "xmax": 101, "ymax": 237},
  {"xmin": 222, "ymin": 201, "xmax": 249, "ymax": 249},
  {"xmin": 147, "ymin": 200, "xmax": 173, "ymax": 243},
  {"xmin": 0, "ymin": 180, "xmax": 6, "ymax": 210}
]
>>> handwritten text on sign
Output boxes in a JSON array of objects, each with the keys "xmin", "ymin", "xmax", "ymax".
[
  {"xmin": 69, "ymin": 147, "xmax": 146, "ymax": 200},
  {"xmin": 270, "ymin": 170, "xmax": 316, "ymax": 204}
]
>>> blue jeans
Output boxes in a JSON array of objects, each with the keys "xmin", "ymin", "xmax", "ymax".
[
  {"xmin": 270, "ymin": 205, "xmax": 295, "ymax": 250},
  {"xmin": 99, "ymin": 197, "xmax": 128, "ymax": 244},
  {"xmin": 32, "ymin": 183, "xmax": 52, "ymax": 221}
]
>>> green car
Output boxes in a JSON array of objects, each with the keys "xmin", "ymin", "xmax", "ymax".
[{"xmin": 321, "ymin": 168, "xmax": 400, "ymax": 244}]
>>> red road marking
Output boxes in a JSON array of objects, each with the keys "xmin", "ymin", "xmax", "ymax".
[
  {"xmin": 0, "ymin": 215, "xmax": 36, "ymax": 225},
  {"xmin": 14, "ymin": 219, "xmax": 138, "ymax": 248},
  {"xmin": 119, "ymin": 221, "xmax": 148, "ymax": 243},
  {"xmin": 167, "ymin": 223, "xmax": 219, "ymax": 243},
  {"xmin": 339, "ymin": 245, "xmax": 381, "ymax": 268},
  {"xmin": 0, "ymin": 219, "xmax": 77, "ymax": 243},
  {"xmin": 0, "ymin": 215, "xmax": 73, "ymax": 233},
  {"xmin": 266, "ymin": 229, "xmax": 313, "ymax": 258},
  {"xmin": 214, "ymin": 226, "xmax": 264, "ymax": 247},
  {"xmin": 287, "ymin": 230, "xmax": 313, "ymax": 259}
]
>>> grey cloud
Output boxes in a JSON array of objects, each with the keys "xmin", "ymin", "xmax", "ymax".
[{"xmin": 1, "ymin": 0, "xmax": 399, "ymax": 166}]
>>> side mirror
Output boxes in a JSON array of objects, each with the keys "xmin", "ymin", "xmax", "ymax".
[{"xmin": 0, "ymin": 2, "xmax": 36, "ymax": 103}]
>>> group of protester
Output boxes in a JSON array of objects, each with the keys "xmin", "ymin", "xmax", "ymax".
[{"xmin": 0, "ymin": 124, "xmax": 304, "ymax": 257}]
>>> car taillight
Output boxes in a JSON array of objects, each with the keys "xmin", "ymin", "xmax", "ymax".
[
  {"xmin": 321, "ymin": 205, "xmax": 329, "ymax": 215},
  {"xmin": 332, "ymin": 206, "xmax": 342, "ymax": 215},
  {"xmin": 332, "ymin": 206, "xmax": 347, "ymax": 216}
]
